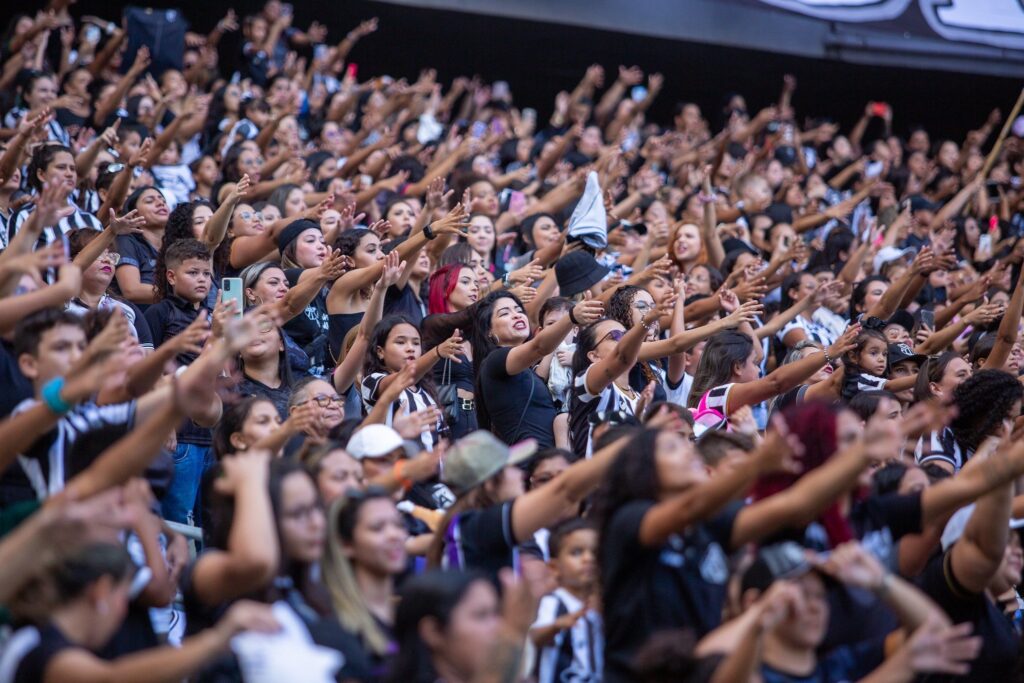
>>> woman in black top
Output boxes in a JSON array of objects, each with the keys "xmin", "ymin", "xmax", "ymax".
[
  {"xmin": 327, "ymin": 205, "xmax": 468, "ymax": 363},
  {"xmin": 323, "ymin": 489, "xmax": 409, "ymax": 677},
  {"xmin": 187, "ymin": 455, "xmax": 374, "ymax": 682},
  {"xmin": 385, "ymin": 570, "xmax": 503, "ymax": 683},
  {"xmin": 0, "ymin": 542, "xmax": 277, "ymax": 683},
  {"xmin": 423, "ymin": 262, "xmax": 481, "ymax": 438},
  {"xmin": 236, "ymin": 320, "xmax": 294, "ymax": 419},
  {"xmin": 471, "ymin": 290, "xmax": 603, "ymax": 447}
]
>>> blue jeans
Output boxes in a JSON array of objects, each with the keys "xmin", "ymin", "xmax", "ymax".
[{"xmin": 162, "ymin": 443, "xmax": 212, "ymax": 525}]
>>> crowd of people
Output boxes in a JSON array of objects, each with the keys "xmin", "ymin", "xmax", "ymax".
[{"xmin": 0, "ymin": 0, "xmax": 1023, "ymax": 681}]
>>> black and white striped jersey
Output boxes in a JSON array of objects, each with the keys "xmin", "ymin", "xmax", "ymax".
[
  {"xmin": 0, "ymin": 398, "xmax": 136, "ymax": 506},
  {"xmin": 5, "ymin": 199, "xmax": 102, "ymax": 253}
]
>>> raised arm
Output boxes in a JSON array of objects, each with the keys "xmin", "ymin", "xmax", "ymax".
[
  {"xmin": 327, "ymin": 204, "xmax": 468, "ymax": 312},
  {"xmin": 509, "ymin": 437, "xmax": 629, "ymax": 543},
  {"xmin": 583, "ymin": 298, "xmax": 668, "ymax": 396},
  {"xmin": 983, "ymin": 264, "xmax": 1024, "ymax": 371},
  {"xmin": 949, "ymin": 479, "xmax": 1013, "ymax": 594},
  {"xmin": 725, "ymin": 326, "xmax": 858, "ymax": 415},
  {"xmin": 731, "ymin": 419, "xmax": 894, "ymax": 546},
  {"xmin": 639, "ymin": 428, "xmax": 798, "ymax": 546},
  {"xmin": 700, "ymin": 169, "xmax": 726, "ymax": 268},
  {"xmin": 504, "ymin": 296, "xmax": 604, "ymax": 376},
  {"xmin": 189, "ymin": 448, "xmax": 278, "ymax": 605}
]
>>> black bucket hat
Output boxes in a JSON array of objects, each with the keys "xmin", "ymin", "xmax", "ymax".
[{"xmin": 555, "ymin": 251, "xmax": 609, "ymax": 298}]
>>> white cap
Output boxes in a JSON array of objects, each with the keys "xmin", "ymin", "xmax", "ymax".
[
  {"xmin": 873, "ymin": 246, "xmax": 915, "ymax": 275},
  {"xmin": 347, "ymin": 424, "xmax": 405, "ymax": 460},
  {"xmin": 941, "ymin": 503, "xmax": 1024, "ymax": 551}
]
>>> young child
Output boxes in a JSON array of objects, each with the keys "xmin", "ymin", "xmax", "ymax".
[
  {"xmin": 144, "ymin": 238, "xmax": 212, "ymax": 365},
  {"xmin": 840, "ymin": 324, "xmax": 926, "ymax": 401},
  {"xmin": 151, "ymin": 139, "xmax": 196, "ymax": 208},
  {"xmin": 530, "ymin": 519, "xmax": 603, "ymax": 683},
  {"xmin": 535, "ymin": 297, "xmax": 574, "ymax": 449}
]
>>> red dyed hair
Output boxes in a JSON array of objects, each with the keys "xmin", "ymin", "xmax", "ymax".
[
  {"xmin": 428, "ymin": 263, "xmax": 470, "ymax": 315},
  {"xmin": 750, "ymin": 400, "xmax": 854, "ymax": 547}
]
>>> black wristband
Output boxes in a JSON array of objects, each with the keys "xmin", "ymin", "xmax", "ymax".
[
  {"xmin": 569, "ymin": 308, "xmax": 580, "ymax": 325},
  {"xmin": 423, "ymin": 224, "xmax": 436, "ymax": 240}
]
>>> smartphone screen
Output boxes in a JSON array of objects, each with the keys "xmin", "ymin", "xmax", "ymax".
[
  {"xmin": 221, "ymin": 277, "xmax": 245, "ymax": 319},
  {"xmin": 920, "ymin": 309, "xmax": 935, "ymax": 329}
]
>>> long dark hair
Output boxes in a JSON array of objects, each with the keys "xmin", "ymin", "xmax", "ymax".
[
  {"xmin": 687, "ymin": 331, "xmax": 754, "ymax": 408},
  {"xmin": 238, "ymin": 326, "xmax": 294, "ymax": 388},
  {"xmin": 385, "ymin": 570, "xmax": 491, "ymax": 683},
  {"xmin": 364, "ymin": 314, "xmax": 439, "ymax": 397},
  {"xmin": 470, "ymin": 291, "xmax": 527, "ymax": 431},
  {"xmin": 589, "ymin": 429, "xmax": 661, "ymax": 579},
  {"xmin": 850, "ymin": 275, "xmax": 888, "ymax": 320},
  {"xmin": 212, "ymin": 396, "xmax": 275, "ymax": 459}
]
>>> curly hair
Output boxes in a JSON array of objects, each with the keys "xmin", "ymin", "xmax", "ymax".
[{"xmin": 951, "ymin": 369, "xmax": 1023, "ymax": 452}]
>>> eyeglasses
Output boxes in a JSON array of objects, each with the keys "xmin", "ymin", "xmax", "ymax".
[
  {"xmin": 98, "ymin": 251, "xmax": 121, "ymax": 265},
  {"xmin": 303, "ymin": 394, "xmax": 344, "ymax": 408},
  {"xmin": 598, "ymin": 329, "xmax": 625, "ymax": 345}
]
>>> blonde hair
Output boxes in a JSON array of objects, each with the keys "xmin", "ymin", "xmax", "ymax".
[{"xmin": 322, "ymin": 494, "xmax": 391, "ymax": 655}]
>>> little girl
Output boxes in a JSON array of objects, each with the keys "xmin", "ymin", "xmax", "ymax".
[
  {"xmin": 841, "ymin": 325, "xmax": 919, "ymax": 400},
  {"xmin": 361, "ymin": 315, "xmax": 462, "ymax": 451}
]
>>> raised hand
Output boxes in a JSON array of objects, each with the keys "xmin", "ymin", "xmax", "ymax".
[
  {"xmin": 571, "ymin": 293, "xmax": 605, "ymax": 326},
  {"xmin": 34, "ymin": 181, "xmax": 75, "ymax": 229},
  {"xmin": 129, "ymin": 137, "xmax": 154, "ymax": 168},
  {"xmin": 230, "ymin": 174, "xmax": 252, "ymax": 202},
  {"xmin": 378, "ymin": 250, "xmax": 405, "ymax": 289},
  {"xmin": 168, "ymin": 311, "xmax": 212, "ymax": 357},
  {"xmin": 507, "ymin": 259, "xmax": 544, "ymax": 287},
  {"xmin": 756, "ymin": 414, "xmax": 804, "ymax": 475},
  {"xmin": 107, "ymin": 208, "xmax": 145, "ymax": 235},
  {"xmin": 429, "ymin": 203, "xmax": 471, "ymax": 237},
  {"xmin": 722, "ymin": 299, "xmax": 763, "ymax": 327},
  {"xmin": 436, "ymin": 329, "xmax": 464, "ymax": 363},
  {"xmin": 318, "ymin": 249, "xmax": 351, "ymax": 281},
  {"xmin": 827, "ymin": 323, "xmax": 861, "ymax": 360}
]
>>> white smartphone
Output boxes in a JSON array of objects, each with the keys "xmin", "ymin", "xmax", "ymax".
[{"xmin": 221, "ymin": 277, "xmax": 244, "ymax": 319}]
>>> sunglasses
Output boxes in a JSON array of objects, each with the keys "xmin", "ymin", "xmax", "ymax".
[{"xmin": 598, "ymin": 329, "xmax": 625, "ymax": 345}]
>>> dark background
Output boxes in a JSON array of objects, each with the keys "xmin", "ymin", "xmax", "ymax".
[{"xmin": 7, "ymin": 0, "xmax": 1022, "ymax": 140}]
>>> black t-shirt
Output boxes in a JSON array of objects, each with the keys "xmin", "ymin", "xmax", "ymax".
[
  {"xmin": 144, "ymin": 294, "xmax": 209, "ymax": 364},
  {"xmin": 443, "ymin": 501, "xmax": 518, "ymax": 580},
  {"xmin": 914, "ymin": 550, "xmax": 1020, "ymax": 681},
  {"xmin": 478, "ymin": 347, "xmax": 556, "ymax": 448},
  {"xmin": 601, "ymin": 499, "xmax": 740, "ymax": 683},
  {"xmin": 850, "ymin": 493, "xmax": 923, "ymax": 569},
  {"xmin": 760, "ymin": 636, "xmax": 884, "ymax": 683},
  {"xmin": 113, "ymin": 233, "xmax": 160, "ymax": 298},
  {"xmin": 383, "ymin": 283, "xmax": 426, "ymax": 327},
  {"xmin": 0, "ymin": 623, "xmax": 74, "ymax": 683},
  {"xmin": 327, "ymin": 311, "xmax": 364, "ymax": 367},
  {"xmin": 282, "ymin": 269, "xmax": 329, "ymax": 374},
  {"xmin": 0, "ymin": 339, "xmax": 33, "ymax": 419},
  {"xmin": 236, "ymin": 375, "xmax": 292, "ymax": 419}
]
